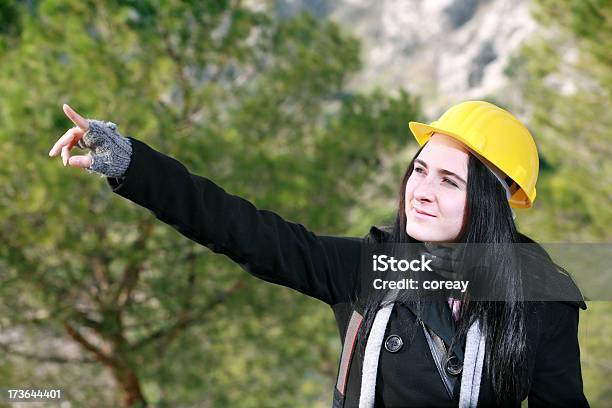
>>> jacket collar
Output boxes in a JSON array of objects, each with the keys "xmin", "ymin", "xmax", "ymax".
[
  {"xmin": 403, "ymin": 300, "xmax": 464, "ymax": 362},
  {"xmin": 368, "ymin": 225, "xmax": 463, "ymax": 359}
]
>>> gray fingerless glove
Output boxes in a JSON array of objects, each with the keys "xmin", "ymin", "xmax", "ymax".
[{"xmin": 77, "ymin": 119, "xmax": 133, "ymax": 178}]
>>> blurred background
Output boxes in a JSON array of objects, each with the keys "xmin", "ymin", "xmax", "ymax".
[{"xmin": 0, "ymin": 0, "xmax": 610, "ymax": 406}]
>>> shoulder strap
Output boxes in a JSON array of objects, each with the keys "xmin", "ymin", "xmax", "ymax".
[
  {"xmin": 333, "ymin": 288, "xmax": 400, "ymax": 407},
  {"xmin": 333, "ymin": 308, "xmax": 363, "ymax": 408}
]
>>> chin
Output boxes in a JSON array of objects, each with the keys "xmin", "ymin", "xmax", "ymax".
[
  {"xmin": 406, "ymin": 229, "xmax": 435, "ymax": 242},
  {"xmin": 406, "ymin": 226, "xmax": 456, "ymax": 243}
]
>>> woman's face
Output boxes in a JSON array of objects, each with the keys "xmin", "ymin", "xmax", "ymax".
[{"xmin": 405, "ymin": 133, "xmax": 469, "ymax": 243}]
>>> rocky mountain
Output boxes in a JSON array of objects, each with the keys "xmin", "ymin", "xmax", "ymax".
[{"xmin": 276, "ymin": 0, "xmax": 538, "ymax": 117}]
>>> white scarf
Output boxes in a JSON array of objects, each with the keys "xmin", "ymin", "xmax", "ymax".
[{"xmin": 358, "ymin": 303, "xmax": 486, "ymax": 408}]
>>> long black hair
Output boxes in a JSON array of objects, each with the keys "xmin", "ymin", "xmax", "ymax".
[{"xmin": 354, "ymin": 143, "xmax": 527, "ymax": 404}]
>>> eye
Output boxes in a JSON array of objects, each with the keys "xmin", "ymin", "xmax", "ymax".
[
  {"xmin": 442, "ymin": 177, "xmax": 459, "ymax": 188},
  {"xmin": 414, "ymin": 166, "xmax": 425, "ymax": 174}
]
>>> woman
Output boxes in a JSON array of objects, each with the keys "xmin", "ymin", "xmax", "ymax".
[{"xmin": 49, "ymin": 101, "xmax": 588, "ymax": 407}]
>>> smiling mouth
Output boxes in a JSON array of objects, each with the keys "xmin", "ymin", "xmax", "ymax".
[{"xmin": 413, "ymin": 207, "xmax": 437, "ymax": 217}]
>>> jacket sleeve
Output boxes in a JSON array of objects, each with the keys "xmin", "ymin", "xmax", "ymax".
[
  {"xmin": 528, "ymin": 302, "xmax": 589, "ymax": 407},
  {"xmin": 106, "ymin": 137, "xmax": 362, "ymax": 306}
]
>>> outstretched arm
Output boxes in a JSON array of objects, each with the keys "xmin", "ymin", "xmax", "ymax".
[{"xmin": 49, "ymin": 105, "xmax": 361, "ymax": 306}]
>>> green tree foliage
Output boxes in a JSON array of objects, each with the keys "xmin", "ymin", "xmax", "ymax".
[
  {"xmin": 506, "ymin": 0, "xmax": 611, "ymax": 241},
  {"xmin": 505, "ymin": 1, "xmax": 612, "ymax": 405},
  {"xmin": 0, "ymin": 1, "xmax": 421, "ymax": 406}
]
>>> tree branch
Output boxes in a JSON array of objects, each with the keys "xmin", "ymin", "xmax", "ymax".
[
  {"xmin": 0, "ymin": 341, "xmax": 96, "ymax": 364},
  {"xmin": 63, "ymin": 321, "xmax": 117, "ymax": 367},
  {"xmin": 113, "ymin": 219, "xmax": 153, "ymax": 307},
  {"xmin": 130, "ymin": 279, "xmax": 245, "ymax": 351}
]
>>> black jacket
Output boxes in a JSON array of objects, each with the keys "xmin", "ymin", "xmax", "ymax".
[{"xmin": 106, "ymin": 137, "xmax": 589, "ymax": 407}]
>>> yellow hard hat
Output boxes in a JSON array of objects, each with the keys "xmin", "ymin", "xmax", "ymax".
[{"xmin": 408, "ymin": 100, "xmax": 539, "ymax": 208}]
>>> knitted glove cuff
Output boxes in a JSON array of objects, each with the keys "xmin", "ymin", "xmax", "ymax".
[{"xmin": 77, "ymin": 119, "xmax": 133, "ymax": 178}]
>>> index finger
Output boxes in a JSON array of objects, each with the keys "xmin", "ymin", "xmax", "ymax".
[{"xmin": 63, "ymin": 104, "xmax": 89, "ymax": 131}]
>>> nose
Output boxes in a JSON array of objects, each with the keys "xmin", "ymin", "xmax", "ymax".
[{"xmin": 413, "ymin": 176, "xmax": 435, "ymax": 203}]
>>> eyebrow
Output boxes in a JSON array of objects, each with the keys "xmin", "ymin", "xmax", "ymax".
[{"xmin": 414, "ymin": 159, "xmax": 467, "ymax": 185}]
